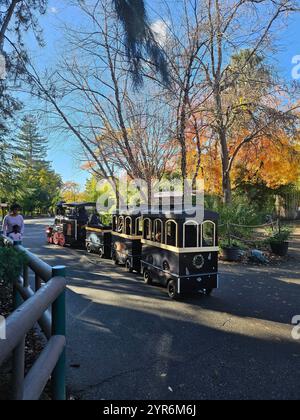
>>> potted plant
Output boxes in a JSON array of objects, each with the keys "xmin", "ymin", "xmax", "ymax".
[
  {"xmin": 220, "ymin": 232, "xmax": 243, "ymax": 262},
  {"xmin": 268, "ymin": 226, "xmax": 292, "ymax": 257}
]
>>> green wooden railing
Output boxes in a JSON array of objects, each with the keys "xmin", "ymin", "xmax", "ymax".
[{"xmin": 0, "ymin": 235, "xmax": 66, "ymax": 400}]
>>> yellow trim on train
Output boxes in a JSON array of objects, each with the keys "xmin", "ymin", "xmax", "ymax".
[
  {"xmin": 141, "ymin": 239, "xmax": 219, "ymax": 253},
  {"xmin": 112, "ymin": 231, "xmax": 142, "ymax": 240},
  {"xmin": 86, "ymin": 227, "xmax": 112, "ymax": 233}
]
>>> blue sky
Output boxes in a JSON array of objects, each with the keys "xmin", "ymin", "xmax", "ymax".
[{"xmin": 21, "ymin": 0, "xmax": 300, "ymax": 190}]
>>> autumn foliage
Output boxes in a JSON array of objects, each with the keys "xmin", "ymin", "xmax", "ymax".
[{"xmin": 186, "ymin": 125, "xmax": 300, "ymax": 195}]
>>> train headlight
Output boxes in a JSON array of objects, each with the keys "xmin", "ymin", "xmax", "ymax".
[{"xmin": 193, "ymin": 255, "xmax": 205, "ymax": 269}]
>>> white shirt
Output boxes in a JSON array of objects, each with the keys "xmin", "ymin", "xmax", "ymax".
[
  {"xmin": 8, "ymin": 232, "xmax": 23, "ymax": 242},
  {"xmin": 2, "ymin": 214, "xmax": 25, "ymax": 237}
]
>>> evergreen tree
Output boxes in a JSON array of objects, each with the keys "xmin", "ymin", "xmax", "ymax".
[
  {"xmin": 0, "ymin": 115, "xmax": 62, "ymax": 215},
  {"xmin": 14, "ymin": 115, "xmax": 48, "ymax": 169},
  {"xmin": 0, "ymin": 132, "xmax": 7, "ymax": 198},
  {"xmin": 0, "ymin": 125, "xmax": 14, "ymax": 202}
]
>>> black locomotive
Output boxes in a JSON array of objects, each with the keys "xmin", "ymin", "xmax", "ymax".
[
  {"xmin": 46, "ymin": 202, "xmax": 89, "ymax": 247},
  {"xmin": 47, "ymin": 202, "xmax": 111, "ymax": 254}
]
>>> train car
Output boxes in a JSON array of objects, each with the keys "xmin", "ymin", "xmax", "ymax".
[
  {"xmin": 111, "ymin": 212, "xmax": 143, "ymax": 272},
  {"xmin": 46, "ymin": 202, "xmax": 95, "ymax": 247},
  {"xmin": 86, "ymin": 224, "xmax": 112, "ymax": 258},
  {"xmin": 141, "ymin": 210, "xmax": 219, "ymax": 299}
]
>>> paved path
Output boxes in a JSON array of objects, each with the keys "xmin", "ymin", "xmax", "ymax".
[{"xmin": 23, "ymin": 220, "xmax": 300, "ymax": 400}]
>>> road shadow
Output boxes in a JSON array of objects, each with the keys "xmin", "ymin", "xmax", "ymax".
[{"xmin": 66, "ymin": 289, "xmax": 300, "ymax": 400}]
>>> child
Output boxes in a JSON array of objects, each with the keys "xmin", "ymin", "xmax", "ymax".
[{"xmin": 8, "ymin": 225, "xmax": 22, "ymax": 242}]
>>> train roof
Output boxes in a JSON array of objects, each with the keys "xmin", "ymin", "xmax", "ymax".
[
  {"xmin": 113, "ymin": 208, "xmax": 219, "ymax": 221},
  {"xmin": 146, "ymin": 209, "xmax": 219, "ymax": 221},
  {"xmin": 57, "ymin": 202, "xmax": 97, "ymax": 208}
]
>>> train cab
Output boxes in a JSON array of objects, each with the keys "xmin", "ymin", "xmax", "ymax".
[
  {"xmin": 111, "ymin": 213, "xmax": 143, "ymax": 272},
  {"xmin": 47, "ymin": 202, "xmax": 95, "ymax": 247},
  {"xmin": 141, "ymin": 210, "xmax": 219, "ymax": 299}
]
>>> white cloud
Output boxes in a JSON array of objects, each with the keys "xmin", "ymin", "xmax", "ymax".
[
  {"xmin": 151, "ymin": 20, "xmax": 168, "ymax": 46},
  {"xmin": 49, "ymin": 6, "xmax": 58, "ymax": 14}
]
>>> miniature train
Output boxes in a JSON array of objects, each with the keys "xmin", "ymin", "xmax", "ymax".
[{"xmin": 47, "ymin": 202, "xmax": 219, "ymax": 299}]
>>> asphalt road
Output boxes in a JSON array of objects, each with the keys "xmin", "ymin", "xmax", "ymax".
[{"xmin": 23, "ymin": 219, "xmax": 300, "ymax": 400}]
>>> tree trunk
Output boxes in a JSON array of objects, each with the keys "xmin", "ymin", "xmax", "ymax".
[
  {"xmin": 222, "ymin": 171, "xmax": 232, "ymax": 205},
  {"xmin": 0, "ymin": 0, "xmax": 20, "ymax": 51},
  {"xmin": 213, "ymin": 85, "xmax": 232, "ymax": 205},
  {"xmin": 219, "ymin": 129, "xmax": 232, "ymax": 205}
]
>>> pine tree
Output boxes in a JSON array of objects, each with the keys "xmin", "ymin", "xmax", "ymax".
[
  {"xmin": 14, "ymin": 115, "xmax": 48, "ymax": 169},
  {"xmin": 0, "ymin": 133, "xmax": 7, "ymax": 197},
  {"xmin": 6, "ymin": 115, "xmax": 62, "ymax": 215},
  {"xmin": 0, "ymin": 125, "xmax": 12, "ymax": 202}
]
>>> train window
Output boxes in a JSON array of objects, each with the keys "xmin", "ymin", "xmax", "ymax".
[
  {"xmin": 125, "ymin": 217, "xmax": 132, "ymax": 235},
  {"xmin": 143, "ymin": 218, "xmax": 152, "ymax": 240},
  {"xmin": 135, "ymin": 217, "xmax": 142, "ymax": 236},
  {"xmin": 154, "ymin": 219, "xmax": 163, "ymax": 243},
  {"xmin": 66, "ymin": 207, "xmax": 75, "ymax": 217},
  {"xmin": 112, "ymin": 216, "xmax": 118, "ymax": 232},
  {"xmin": 118, "ymin": 217, "xmax": 124, "ymax": 234},
  {"xmin": 184, "ymin": 221, "xmax": 199, "ymax": 248},
  {"xmin": 67, "ymin": 223, "xmax": 72, "ymax": 237},
  {"xmin": 147, "ymin": 254, "xmax": 154, "ymax": 265},
  {"xmin": 202, "ymin": 221, "xmax": 215, "ymax": 247},
  {"xmin": 165, "ymin": 220, "xmax": 177, "ymax": 247}
]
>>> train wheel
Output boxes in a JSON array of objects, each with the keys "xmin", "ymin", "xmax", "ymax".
[
  {"xmin": 167, "ymin": 280, "xmax": 179, "ymax": 300},
  {"xmin": 125, "ymin": 260, "xmax": 133, "ymax": 273},
  {"xmin": 204, "ymin": 288, "xmax": 213, "ymax": 296},
  {"xmin": 58, "ymin": 233, "xmax": 66, "ymax": 247},
  {"xmin": 98, "ymin": 248, "xmax": 104, "ymax": 258},
  {"xmin": 112, "ymin": 253, "xmax": 119, "ymax": 265},
  {"xmin": 87, "ymin": 243, "xmax": 92, "ymax": 254},
  {"xmin": 143, "ymin": 270, "xmax": 152, "ymax": 285},
  {"xmin": 53, "ymin": 232, "xmax": 60, "ymax": 246}
]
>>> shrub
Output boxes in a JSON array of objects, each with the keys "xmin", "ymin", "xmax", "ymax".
[
  {"xmin": 205, "ymin": 196, "xmax": 263, "ymax": 248},
  {"xmin": 267, "ymin": 226, "xmax": 293, "ymax": 245},
  {"xmin": 0, "ymin": 247, "xmax": 28, "ymax": 285}
]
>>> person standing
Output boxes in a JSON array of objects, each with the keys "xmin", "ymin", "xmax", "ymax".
[{"xmin": 2, "ymin": 204, "xmax": 25, "ymax": 239}]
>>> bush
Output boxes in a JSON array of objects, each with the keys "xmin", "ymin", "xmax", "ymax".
[
  {"xmin": 0, "ymin": 247, "xmax": 28, "ymax": 285},
  {"xmin": 205, "ymin": 195, "xmax": 264, "ymax": 248},
  {"xmin": 267, "ymin": 226, "xmax": 292, "ymax": 245}
]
